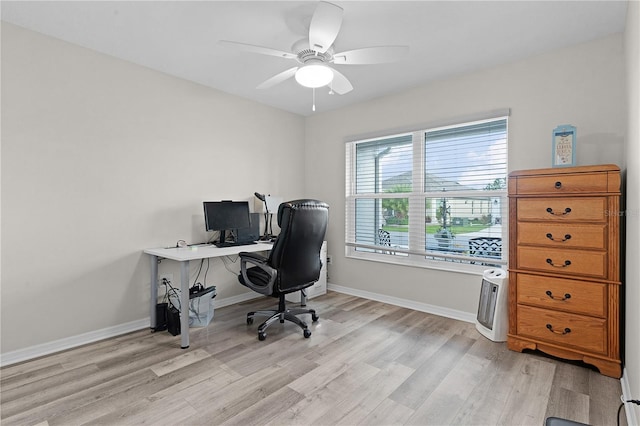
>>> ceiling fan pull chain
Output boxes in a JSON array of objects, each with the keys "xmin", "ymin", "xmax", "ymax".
[{"xmin": 312, "ymin": 87, "xmax": 316, "ymax": 112}]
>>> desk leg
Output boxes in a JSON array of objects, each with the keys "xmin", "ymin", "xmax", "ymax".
[
  {"xmin": 180, "ymin": 260, "xmax": 190, "ymax": 349},
  {"xmin": 149, "ymin": 255, "xmax": 158, "ymax": 330}
]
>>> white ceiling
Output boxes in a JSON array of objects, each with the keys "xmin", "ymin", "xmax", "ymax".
[{"xmin": 1, "ymin": 1, "xmax": 628, "ymax": 116}]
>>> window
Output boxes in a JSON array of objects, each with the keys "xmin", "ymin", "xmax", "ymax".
[{"xmin": 345, "ymin": 116, "xmax": 508, "ymax": 272}]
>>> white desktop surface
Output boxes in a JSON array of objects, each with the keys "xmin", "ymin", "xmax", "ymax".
[
  {"xmin": 144, "ymin": 241, "xmax": 273, "ymax": 349},
  {"xmin": 144, "ymin": 242, "xmax": 273, "ymax": 261}
]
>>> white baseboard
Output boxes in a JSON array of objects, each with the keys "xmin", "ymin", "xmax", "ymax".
[
  {"xmin": 214, "ymin": 290, "xmax": 263, "ymax": 308},
  {"xmin": 0, "ymin": 292, "xmax": 264, "ymax": 367},
  {"xmin": 0, "ymin": 318, "xmax": 149, "ymax": 367},
  {"xmin": 621, "ymin": 368, "xmax": 639, "ymax": 426},
  {"xmin": 327, "ymin": 282, "xmax": 476, "ymax": 323}
]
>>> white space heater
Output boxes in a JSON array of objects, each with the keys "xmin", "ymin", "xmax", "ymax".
[{"xmin": 476, "ymin": 268, "xmax": 509, "ymax": 342}]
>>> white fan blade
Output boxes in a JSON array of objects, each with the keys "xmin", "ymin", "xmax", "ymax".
[
  {"xmin": 333, "ymin": 46, "xmax": 409, "ymax": 65},
  {"xmin": 308, "ymin": 1, "xmax": 343, "ymax": 54},
  {"xmin": 329, "ymin": 68, "xmax": 353, "ymax": 94},
  {"xmin": 256, "ymin": 67, "xmax": 299, "ymax": 89},
  {"xmin": 219, "ymin": 40, "xmax": 297, "ymax": 60}
]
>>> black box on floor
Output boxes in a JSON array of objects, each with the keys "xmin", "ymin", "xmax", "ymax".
[
  {"xmin": 154, "ymin": 303, "xmax": 168, "ymax": 331},
  {"xmin": 167, "ymin": 305, "xmax": 181, "ymax": 336}
]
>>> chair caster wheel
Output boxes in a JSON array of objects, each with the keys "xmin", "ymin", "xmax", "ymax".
[
  {"xmin": 312, "ymin": 314, "xmax": 319, "ymax": 322},
  {"xmin": 247, "ymin": 317, "xmax": 254, "ymax": 325},
  {"xmin": 258, "ymin": 332, "xmax": 266, "ymax": 341},
  {"xmin": 303, "ymin": 329, "xmax": 312, "ymax": 338}
]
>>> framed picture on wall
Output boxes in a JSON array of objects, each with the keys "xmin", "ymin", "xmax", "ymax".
[{"xmin": 552, "ymin": 124, "xmax": 576, "ymax": 167}]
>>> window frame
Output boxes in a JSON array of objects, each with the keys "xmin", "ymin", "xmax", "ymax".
[{"xmin": 345, "ymin": 116, "xmax": 509, "ymax": 275}]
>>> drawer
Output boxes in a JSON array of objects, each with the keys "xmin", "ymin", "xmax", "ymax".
[
  {"xmin": 515, "ymin": 173, "xmax": 609, "ymax": 194},
  {"xmin": 517, "ymin": 222, "xmax": 607, "ymax": 249},
  {"xmin": 516, "ymin": 273, "xmax": 606, "ymax": 317},
  {"xmin": 516, "ymin": 305, "xmax": 606, "ymax": 354},
  {"xmin": 516, "ymin": 197, "xmax": 607, "ymax": 222},
  {"xmin": 516, "ymin": 246, "xmax": 606, "ymax": 278}
]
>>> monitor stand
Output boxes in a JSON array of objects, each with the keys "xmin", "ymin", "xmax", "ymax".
[{"xmin": 217, "ymin": 229, "xmax": 228, "ymax": 246}]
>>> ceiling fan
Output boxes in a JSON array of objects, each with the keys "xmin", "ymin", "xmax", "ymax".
[{"xmin": 219, "ymin": 1, "xmax": 409, "ymax": 110}]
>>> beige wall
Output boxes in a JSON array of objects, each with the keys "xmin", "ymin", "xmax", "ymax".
[
  {"xmin": 305, "ymin": 34, "xmax": 625, "ymax": 316},
  {"xmin": 1, "ymin": 23, "xmax": 306, "ymax": 354},
  {"xmin": 624, "ymin": 0, "xmax": 640, "ymax": 419}
]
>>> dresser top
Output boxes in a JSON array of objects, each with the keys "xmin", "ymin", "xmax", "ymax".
[{"xmin": 509, "ymin": 164, "xmax": 619, "ymax": 178}]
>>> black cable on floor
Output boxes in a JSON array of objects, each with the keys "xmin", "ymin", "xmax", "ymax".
[{"xmin": 618, "ymin": 399, "xmax": 640, "ymax": 426}]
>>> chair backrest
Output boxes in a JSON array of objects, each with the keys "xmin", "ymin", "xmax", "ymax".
[
  {"xmin": 378, "ymin": 229, "xmax": 391, "ymax": 246},
  {"xmin": 468, "ymin": 237, "xmax": 502, "ymax": 258},
  {"xmin": 268, "ymin": 199, "xmax": 329, "ymax": 293}
]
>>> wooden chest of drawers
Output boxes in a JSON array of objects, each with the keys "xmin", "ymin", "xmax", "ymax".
[{"xmin": 507, "ymin": 164, "xmax": 621, "ymax": 378}]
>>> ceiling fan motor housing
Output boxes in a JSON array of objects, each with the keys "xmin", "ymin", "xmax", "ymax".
[{"xmin": 292, "ymin": 38, "xmax": 333, "ymax": 64}]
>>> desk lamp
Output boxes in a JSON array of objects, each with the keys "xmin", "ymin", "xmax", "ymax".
[{"xmin": 254, "ymin": 193, "xmax": 282, "ymax": 241}]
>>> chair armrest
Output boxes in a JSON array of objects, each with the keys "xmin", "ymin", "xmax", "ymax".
[
  {"xmin": 239, "ymin": 251, "xmax": 268, "ymax": 263},
  {"xmin": 239, "ymin": 251, "xmax": 277, "ymax": 295}
]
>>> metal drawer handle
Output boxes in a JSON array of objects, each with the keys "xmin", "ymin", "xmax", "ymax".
[
  {"xmin": 545, "ymin": 290, "xmax": 571, "ymax": 301},
  {"xmin": 546, "ymin": 233, "xmax": 572, "ymax": 242},
  {"xmin": 546, "ymin": 324, "xmax": 571, "ymax": 335},
  {"xmin": 546, "ymin": 207, "xmax": 572, "ymax": 216},
  {"xmin": 546, "ymin": 258, "xmax": 571, "ymax": 267},
  {"xmin": 554, "ymin": 181, "xmax": 562, "ymax": 189}
]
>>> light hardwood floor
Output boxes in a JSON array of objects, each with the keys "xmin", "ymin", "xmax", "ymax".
[{"xmin": 0, "ymin": 291, "xmax": 627, "ymax": 425}]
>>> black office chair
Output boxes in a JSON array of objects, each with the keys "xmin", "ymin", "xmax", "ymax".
[
  {"xmin": 378, "ymin": 228, "xmax": 395, "ymax": 254},
  {"xmin": 238, "ymin": 199, "xmax": 329, "ymax": 340},
  {"xmin": 378, "ymin": 228, "xmax": 391, "ymax": 246},
  {"xmin": 468, "ymin": 237, "xmax": 502, "ymax": 264}
]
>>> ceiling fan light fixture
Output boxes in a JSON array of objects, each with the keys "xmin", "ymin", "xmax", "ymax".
[{"xmin": 295, "ymin": 62, "xmax": 334, "ymax": 88}]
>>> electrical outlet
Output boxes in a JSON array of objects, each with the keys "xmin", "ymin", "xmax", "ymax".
[
  {"xmin": 159, "ymin": 273, "xmax": 173, "ymax": 285},
  {"xmin": 155, "ymin": 273, "xmax": 174, "ymax": 301},
  {"xmin": 326, "ymin": 255, "xmax": 332, "ymax": 264}
]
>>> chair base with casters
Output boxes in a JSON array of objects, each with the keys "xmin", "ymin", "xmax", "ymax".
[{"xmin": 246, "ymin": 293, "xmax": 319, "ymax": 340}]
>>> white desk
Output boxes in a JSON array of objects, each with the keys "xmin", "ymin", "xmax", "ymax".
[{"xmin": 144, "ymin": 242, "xmax": 273, "ymax": 348}]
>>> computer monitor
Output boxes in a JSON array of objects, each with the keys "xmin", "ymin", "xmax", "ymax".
[{"xmin": 203, "ymin": 201, "xmax": 251, "ymax": 245}]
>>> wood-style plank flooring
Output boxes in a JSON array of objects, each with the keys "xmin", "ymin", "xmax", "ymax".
[{"xmin": 1, "ymin": 292, "xmax": 627, "ymax": 425}]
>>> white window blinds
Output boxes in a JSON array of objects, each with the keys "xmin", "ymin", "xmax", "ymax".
[{"xmin": 346, "ymin": 117, "xmax": 508, "ymax": 270}]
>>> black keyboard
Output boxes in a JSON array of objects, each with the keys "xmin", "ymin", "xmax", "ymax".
[{"xmin": 214, "ymin": 241, "xmax": 257, "ymax": 248}]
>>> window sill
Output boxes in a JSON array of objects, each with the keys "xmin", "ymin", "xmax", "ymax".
[{"xmin": 345, "ymin": 249, "xmax": 506, "ymax": 275}]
